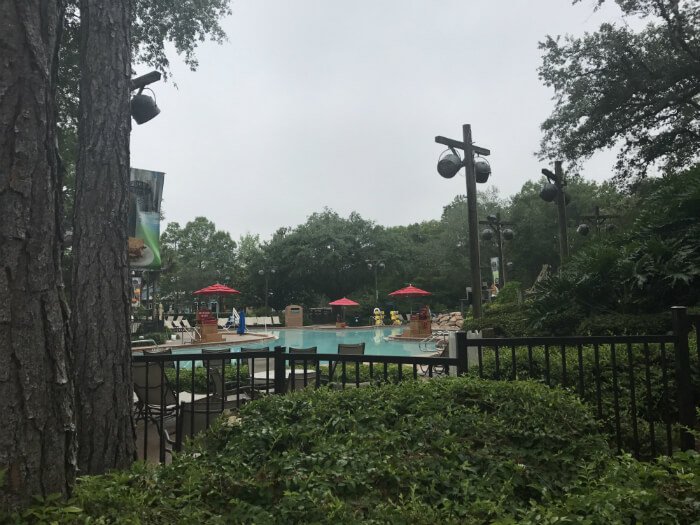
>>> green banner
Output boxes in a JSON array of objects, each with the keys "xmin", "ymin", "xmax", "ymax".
[{"xmin": 128, "ymin": 168, "xmax": 164, "ymax": 269}]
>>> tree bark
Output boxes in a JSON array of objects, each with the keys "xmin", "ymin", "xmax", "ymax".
[
  {"xmin": 0, "ymin": 0, "xmax": 77, "ymax": 507},
  {"xmin": 72, "ymin": 0, "xmax": 135, "ymax": 473}
]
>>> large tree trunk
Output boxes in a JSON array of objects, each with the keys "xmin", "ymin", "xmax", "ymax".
[
  {"xmin": 0, "ymin": 0, "xmax": 77, "ymax": 507},
  {"xmin": 72, "ymin": 0, "xmax": 135, "ymax": 473}
]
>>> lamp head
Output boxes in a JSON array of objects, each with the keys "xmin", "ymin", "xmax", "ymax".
[
  {"xmin": 502, "ymin": 228, "xmax": 514, "ymax": 241},
  {"xmin": 577, "ymin": 224, "xmax": 590, "ymax": 236},
  {"xmin": 474, "ymin": 159, "xmax": 491, "ymax": 183},
  {"xmin": 437, "ymin": 153, "xmax": 463, "ymax": 179},
  {"xmin": 130, "ymin": 92, "xmax": 160, "ymax": 124},
  {"xmin": 486, "ymin": 214, "xmax": 498, "ymax": 223},
  {"xmin": 539, "ymin": 182, "xmax": 558, "ymax": 202},
  {"xmin": 480, "ymin": 228, "xmax": 494, "ymax": 241}
]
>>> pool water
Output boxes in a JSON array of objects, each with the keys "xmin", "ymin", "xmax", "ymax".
[{"xmin": 172, "ymin": 327, "xmax": 435, "ymax": 357}]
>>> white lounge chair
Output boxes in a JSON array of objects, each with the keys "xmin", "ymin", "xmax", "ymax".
[
  {"xmin": 217, "ymin": 317, "xmax": 227, "ymax": 329},
  {"xmin": 272, "ymin": 316, "xmax": 281, "ymax": 326},
  {"xmin": 247, "ymin": 317, "xmax": 258, "ymax": 327}
]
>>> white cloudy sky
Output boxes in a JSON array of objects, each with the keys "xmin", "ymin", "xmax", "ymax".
[{"xmin": 131, "ymin": 0, "xmax": 628, "ymax": 240}]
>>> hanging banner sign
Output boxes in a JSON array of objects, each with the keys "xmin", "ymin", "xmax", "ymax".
[
  {"xmin": 490, "ymin": 257, "xmax": 500, "ymax": 285},
  {"xmin": 128, "ymin": 168, "xmax": 164, "ymax": 269}
]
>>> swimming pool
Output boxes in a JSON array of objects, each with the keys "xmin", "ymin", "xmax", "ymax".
[{"xmin": 171, "ymin": 327, "xmax": 435, "ymax": 357}]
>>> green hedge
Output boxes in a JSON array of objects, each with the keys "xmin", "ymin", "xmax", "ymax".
[
  {"xmin": 576, "ymin": 312, "xmax": 672, "ymax": 335},
  {"xmin": 463, "ymin": 302, "xmax": 533, "ymax": 336},
  {"xmin": 9, "ymin": 378, "xmax": 700, "ymax": 523}
]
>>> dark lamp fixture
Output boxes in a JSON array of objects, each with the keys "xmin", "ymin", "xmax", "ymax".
[
  {"xmin": 480, "ymin": 228, "xmax": 494, "ymax": 241},
  {"xmin": 474, "ymin": 159, "xmax": 491, "ymax": 183},
  {"xmin": 502, "ymin": 228, "xmax": 514, "ymax": 241},
  {"xmin": 539, "ymin": 182, "xmax": 558, "ymax": 202},
  {"xmin": 131, "ymin": 90, "xmax": 160, "ymax": 124},
  {"xmin": 577, "ymin": 224, "xmax": 590, "ymax": 236},
  {"xmin": 437, "ymin": 152, "xmax": 463, "ymax": 179}
]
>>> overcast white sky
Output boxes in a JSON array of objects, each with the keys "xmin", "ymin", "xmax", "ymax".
[{"xmin": 131, "ymin": 0, "xmax": 628, "ymax": 241}]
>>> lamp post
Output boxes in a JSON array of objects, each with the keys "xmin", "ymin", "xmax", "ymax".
[
  {"xmin": 366, "ymin": 259, "xmax": 385, "ymax": 303},
  {"xmin": 577, "ymin": 206, "xmax": 620, "ymax": 236},
  {"xmin": 479, "ymin": 212, "xmax": 515, "ymax": 287},
  {"xmin": 435, "ymin": 124, "xmax": 491, "ymax": 318},
  {"xmin": 258, "ymin": 268, "xmax": 275, "ymax": 313},
  {"xmin": 539, "ymin": 160, "xmax": 569, "ymax": 265}
]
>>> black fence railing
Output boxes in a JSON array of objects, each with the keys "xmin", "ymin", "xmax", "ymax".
[
  {"xmin": 131, "ymin": 307, "xmax": 698, "ymax": 464},
  {"xmin": 456, "ymin": 306, "xmax": 698, "ymax": 459},
  {"xmin": 132, "ymin": 348, "xmax": 457, "ymax": 462}
]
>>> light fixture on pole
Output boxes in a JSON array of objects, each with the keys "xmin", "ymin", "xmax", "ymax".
[
  {"xmin": 577, "ymin": 206, "xmax": 620, "ymax": 236},
  {"xmin": 479, "ymin": 212, "xmax": 515, "ymax": 287},
  {"xmin": 539, "ymin": 161, "xmax": 570, "ymax": 265},
  {"xmin": 258, "ymin": 268, "xmax": 275, "ymax": 313},
  {"xmin": 130, "ymin": 71, "xmax": 161, "ymax": 125},
  {"xmin": 435, "ymin": 125, "xmax": 491, "ymax": 319},
  {"xmin": 366, "ymin": 259, "xmax": 385, "ymax": 303}
]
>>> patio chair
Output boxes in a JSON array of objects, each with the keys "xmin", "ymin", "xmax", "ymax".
[
  {"xmin": 208, "ymin": 367, "xmax": 251, "ymax": 406},
  {"xmin": 142, "ymin": 347, "xmax": 174, "ymax": 368},
  {"xmin": 286, "ymin": 371, "xmax": 317, "ymax": 393},
  {"xmin": 262, "ymin": 316, "xmax": 273, "ymax": 326},
  {"xmin": 418, "ymin": 345, "xmax": 449, "ymax": 377},
  {"xmin": 272, "ymin": 316, "xmax": 281, "ymax": 326},
  {"xmin": 329, "ymin": 343, "xmax": 366, "ymax": 386},
  {"xmin": 202, "ymin": 347, "xmax": 232, "ymax": 367},
  {"xmin": 217, "ymin": 317, "xmax": 227, "ymax": 329},
  {"xmin": 247, "ymin": 317, "xmax": 258, "ymax": 327},
  {"xmin": 164, "ymin": 318, "xmax": 175, "ymax": 330},
  {"xmin": 132, "ymin": 361, "xmax": 210, "ymax": 425},
  {"xmin": 176, "ymin": 397, "xmax": 243, "ymax": 451},
  {"xmin": 171, "ymin": 319, "xmax": 185, "ymax": 332}
]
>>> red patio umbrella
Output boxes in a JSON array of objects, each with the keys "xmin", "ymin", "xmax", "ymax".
[
  {"xmin": 328, "ymin": 297, "xmax": 360, "ymax": 325},
  {"xmin": 193, "ymin": 283, "xmax": 241, "ymax": 295},
  {"xmin": 388, "ymin": 285, "xmax": 431, "ymax": 315},
  {"xmin": 193, "ymin": 283, "xmax": 241, "ymax": 318},
  {"xmin": 328, "ymin": 297, "xmax": 360, "ymax": 306},
  {"xmin": 388, "ymin": 285, "xmax": 431, "ymax": 297}
]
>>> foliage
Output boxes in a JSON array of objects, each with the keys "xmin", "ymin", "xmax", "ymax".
[
  {"xmin": 8, "ymin": 378, "xmax": 618, "ymax": 523},
  {"xmin": 159, "ymin": 218, "xmax": 238, "ymax": 311},
  {"xmin": 539, "ymin": 0, "xmax": 700, "ymax": 182},
  {"xmin": 494, "ymin": 281, "xmax": 522, "ymax": 304},
  {"xmin": 529, "ymin": 167, "xmax": 700, "ymax": 326},
  {"xmin": 517, "ymin": 451, "xmax": 700, "ymax": 524},
  {"xmin": 463, "ymin": 302, "xmax": 534, "ymax": 337},
  {"xmin": 468, "ymin": 340, "xmax": 700, "ymax": 459},
  {"xmin": 576, "ymin": 312, "xmax": 671, "ymax": 335}
]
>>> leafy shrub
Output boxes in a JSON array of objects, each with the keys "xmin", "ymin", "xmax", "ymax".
[
  {"xmin": 518, "ymin": 451, "xmax": 700, "ymax": 524},
  {"xmin": 494, "ymin": 281, "xmax": 522, "ymax": 304},
  {"xmin": 10, "ymin": 378, "xmax": 614, "ymax": 524},
  {"xmin": 576, "ymin": 312, "xmax": 672, "ymax": 335},
  {"xmin": 135, "ymin": 332, "xmax": 168, "ymax": 345},
  {"xmin": 463, "ymin": 302, "xmax": 533, "ymax": 336},
  {"xmin": 467, "ymin": 340, "xmax": 700, "ymax": 459}
]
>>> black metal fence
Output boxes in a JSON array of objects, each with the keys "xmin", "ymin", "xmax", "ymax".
[
  {"xmin": 455, "ymin": 306, "xmax": 698, "ymax": 459},
  {"xmin": 132, "ymin": 306, "xmax": 698, "ymax": 463}
]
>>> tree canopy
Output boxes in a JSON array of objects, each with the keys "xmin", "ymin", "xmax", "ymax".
[{"xmin": 538, "ymin": 0, "xmax": 700, "ymax": 183}]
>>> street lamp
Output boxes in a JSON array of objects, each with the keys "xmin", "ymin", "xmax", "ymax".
[
  {"xmin": 479, "ymin": 212, "xmax": 515, "ymax": 287},
  {"xmin": 539, "ymin": 161, "xmax": 570, "ymax": 265},
  {"xmin": 366, "ymin": 259, "xmax": 385, "ymax": 303},
  {"xmin": 577, "ymin": 206, "xmax": 620, "ymax": 236},
  {"xmin": 435, "ymin": 124, "xmax": 491, "ymax": 318},
  {"xmin": 130, "ymin": 71, "xmax": 161, "ymax": 124},
  {"xmin": 258, "ymin": 268, "xmax": 275, "ymax": 313}
]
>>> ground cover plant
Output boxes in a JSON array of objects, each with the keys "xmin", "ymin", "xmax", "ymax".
[{"xmin": 7, "ymin": 377, "xmax": 700, "ymax": 523}]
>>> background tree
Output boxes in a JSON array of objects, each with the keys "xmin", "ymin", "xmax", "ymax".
[
  {"xmin": 71, "ymin": 0, "xmax": 135, "ymax": 474},
  {"xmin": 159, "ymin": 218, "xmax": 238, "ymax": 312},
  {"xmin": 0, "ymin": 0, "xmax": 76, "ymax": 505},
  {"xmin": 539, "ymin": 0, "xmax": 700, "ymax": 183}
]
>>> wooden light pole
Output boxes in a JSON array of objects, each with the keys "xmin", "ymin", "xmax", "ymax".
[{"xmin": 435, "ymin": 125, "xmax": 491, "ymax": 318}]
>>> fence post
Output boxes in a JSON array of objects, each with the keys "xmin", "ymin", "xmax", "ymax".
[
  {"xmin": 456, "ymin": 331, "xmax": 467, "ymax": 376},
  {"xmin": 274, "ymin": 346, "xmax": 286, "ymax": 395},
  {"xmin": 671, "ymin": 306, "xmax": 696, "ymax": 452}
]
